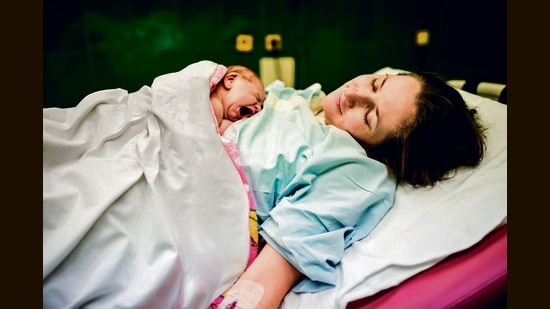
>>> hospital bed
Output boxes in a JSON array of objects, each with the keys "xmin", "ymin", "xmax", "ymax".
[{"xmin": 43, "ymin": 63, "xmax": 506, "ymax": 309}]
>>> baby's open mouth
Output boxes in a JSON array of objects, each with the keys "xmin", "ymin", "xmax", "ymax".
[{"xmin": 240, "ymin": 106, "xmax": 253, "ymax": 116}]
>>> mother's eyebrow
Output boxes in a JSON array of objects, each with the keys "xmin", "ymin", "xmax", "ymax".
[{"xmin": 380, "ymin": 74, "xmax": 389, "ymax": 89}]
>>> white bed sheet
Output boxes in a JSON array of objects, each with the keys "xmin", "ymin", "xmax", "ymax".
[
  {"xmin": 280, "ymin": 67, "xmax": 507, "ymax": 309},
  {"xmin": 43, "ymin": 61, "xmax": 250, "ymax": 309}
]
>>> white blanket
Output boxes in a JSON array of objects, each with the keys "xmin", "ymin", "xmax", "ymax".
[{"xmin": 43, "ymin": 61, "xmax": 250, "ymax": 308}]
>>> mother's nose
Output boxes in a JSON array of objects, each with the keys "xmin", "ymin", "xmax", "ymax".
[{"xmin": 345, "ymin": 91, "xmax": 372, "ymax": 108}]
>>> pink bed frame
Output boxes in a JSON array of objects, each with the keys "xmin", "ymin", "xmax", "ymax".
[{"xmin": 347, "ymin": 224, "xmax": 507, "ymax": 309}]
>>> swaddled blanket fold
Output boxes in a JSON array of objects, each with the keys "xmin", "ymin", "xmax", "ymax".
[{"xmin": 43, "ymin": 61, "xmax": 250, "ymax": 308}]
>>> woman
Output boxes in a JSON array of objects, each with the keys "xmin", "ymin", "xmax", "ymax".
[{"xmin": 218, "ymin": 71, "xmax": 486, "ymax": 309}]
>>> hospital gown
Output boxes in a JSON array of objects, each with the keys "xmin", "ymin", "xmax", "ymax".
[{"xmin": 223, "ymin": 81, "xmax": 396, "ymax": 293}]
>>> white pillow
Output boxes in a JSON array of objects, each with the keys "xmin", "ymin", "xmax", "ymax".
[{"xmin": 281, "ymin": 67, "xmax": 507, "ymax": 309}]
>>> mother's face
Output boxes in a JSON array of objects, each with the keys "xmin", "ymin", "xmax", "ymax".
[{"xmin": 323, "ymin": 73, "xmax": 420, "ymax": 147}]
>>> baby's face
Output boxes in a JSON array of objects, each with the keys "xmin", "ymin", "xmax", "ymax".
[{"xmin": 223, "ymin": 78, "xmax": 265, "ymax": 122}]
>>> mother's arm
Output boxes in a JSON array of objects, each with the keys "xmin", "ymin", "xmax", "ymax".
[{"xmin": 220, "ymin": 243, "xmax": 303, "ymax": 309}]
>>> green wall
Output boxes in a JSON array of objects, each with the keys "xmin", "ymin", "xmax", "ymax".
[{"xmin": 44, "ymin": 0, "xmax": 506, "ymax": 108}]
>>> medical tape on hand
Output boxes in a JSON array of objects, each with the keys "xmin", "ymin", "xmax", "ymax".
[{"xmin": 220, "ymin": 279, "xmax": 264, "ymax": 309}]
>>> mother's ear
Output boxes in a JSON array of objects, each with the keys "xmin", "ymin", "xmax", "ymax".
[{"xmin": 223, "ymin": 72, "xmax": 239, "ymax": 89}]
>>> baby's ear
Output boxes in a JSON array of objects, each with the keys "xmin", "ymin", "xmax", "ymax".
[{"xmin": 223, "ymin": 72, "xmax": 239, "ymax": 89}]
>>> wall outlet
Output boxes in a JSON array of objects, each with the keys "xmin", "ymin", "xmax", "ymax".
[
  {"xmin": 265, "ymin": 34, "xmax": 282, "ymax": 52},
  {"xmin": 236, "ymin": 34, "xmax": 253, "ymax": 52}
]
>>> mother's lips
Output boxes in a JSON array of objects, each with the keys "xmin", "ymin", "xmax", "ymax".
[{"xmin": 337, "ymin": 92, "xmax": 343, "ymax": 114}]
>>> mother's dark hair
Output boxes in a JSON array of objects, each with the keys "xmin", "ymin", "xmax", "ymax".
[{"xmin": 367, "ymin": 72, "xmax": 487, "ymax": 187}]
